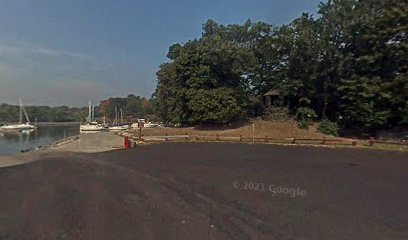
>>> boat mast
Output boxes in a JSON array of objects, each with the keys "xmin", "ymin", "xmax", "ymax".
[
  {"xmin": 114, "ymin": 107, "xmax": 118, "ymax": 125},
  {"xmin": 19, "ymin": 98, "xmax": 23, "ymax": 124},
  {"xmin": 19, "ymin": 98, "xmax": 31, "ymax": 124},
  {"xmin": 22, "ymin": 105, "xmax": 31, "ymax": 124},
  {"xmin": 88, "ymin": 100, "xmax": 92, "ymax": 123},
  {"xmin": 92, "ymin": 105, "xmax": 95, "ymax": 122},
  {"xmin": 120, "ymin": 109, "xmax": 123, "ymax": 124}
]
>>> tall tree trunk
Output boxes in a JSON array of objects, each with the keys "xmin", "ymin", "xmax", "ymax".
[
  {"xmin": 321, "ymin": 82, "xmax": 328, "ymax": 119},
  {"xmin": 322, "ymin": 100, "xmax": 328, "ymax": 119}
]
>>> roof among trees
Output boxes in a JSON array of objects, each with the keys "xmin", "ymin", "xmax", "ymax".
[{"xmin": 263, "ymin": 89, "xmax": 280, "ymax": 97}]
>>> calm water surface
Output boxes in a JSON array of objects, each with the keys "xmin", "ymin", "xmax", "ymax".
[{"xmin": 0, "ymin": 125, "xmax": 79, "ymax": 156}]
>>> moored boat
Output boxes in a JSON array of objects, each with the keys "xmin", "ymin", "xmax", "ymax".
[
  {"xmin": 1, "ymin": 123, "xmax": 36, "ymax": 131},
  {"xmin": 144, "ymin": 122, "xmax": 159, "ymax": 128},
  {"xmin": 108, "ymin": 107, "xmax": 128, "ymax": 131},
  {"xmin": 0, "ymin": 98, "xmax": 36, "ymax": 131},
  {"xmin": 108, "ymin": 125, "xmax": 129, "ymax": 131},
  {"xmin": 80, "ymin": 101, "xmax": 104, "ymax": 132},
  {"xmin": 80, "ymin": 122, "xmax": 105, "ymax": 132}
]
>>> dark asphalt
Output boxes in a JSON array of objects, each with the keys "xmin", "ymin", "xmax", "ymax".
[{"xmin": 0, "ymin": 143, "xmax": 407, "ymax": 240}]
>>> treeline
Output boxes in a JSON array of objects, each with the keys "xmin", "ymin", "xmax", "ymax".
[
  {"xmin": 98, "ymin": 94, "xmax": 155, "ymax": 120},
  {"xmin": 0, "ymin": 94, "xmax": 154, "ymax": 123},
  {"xmin": 154, "ymin": 0, "xmax": 407, "ymax": 131},
  {"xmin": 0, "ymin": 104, "xmax": 87, "ymax": 123}
]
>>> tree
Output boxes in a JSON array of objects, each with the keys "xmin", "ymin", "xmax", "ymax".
[
  {"xmin": 335, "ymin": 0, "xmax": 408, "ymax": 129},
  {"xmin": 154, "ymin": 2, "xmax": 407, "ymax": 132},
  {"xmin": 155, "ymin": 21, "xmax": 259, "ymax": 124}
]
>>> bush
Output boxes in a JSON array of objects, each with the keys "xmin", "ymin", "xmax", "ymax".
[
  {"xmin": 263, "ymin": 106, "xmax": 290, "ymax": 121},
  {"xmin": 296, "ymin": 107, "xmax": 317, "ymax": 129},
  {"xmin": 318, "ymin": 119, "xmax": 339, "ymax": 136}
]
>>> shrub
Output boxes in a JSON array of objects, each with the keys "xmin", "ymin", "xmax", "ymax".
[
  {"xmin": 318, "ymin": 119, "xmax": 339, "ymax": 136},
  {"xmin": 296, "ymin": 107, "xmax": 317, "ymax": 129},
  {"xmin": 263, "ymin": 106, "xmax": 290, "ymax": 121}
]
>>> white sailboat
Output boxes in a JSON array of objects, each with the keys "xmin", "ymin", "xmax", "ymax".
[
  {"xmin": 80, "ymin": 101, "xmax": 105, "ymax": 132},
  {"xmin": 131, "ymin": 118, "xmax": 160, "ymax": 129},
  {"xmin": 144, "ymin": 122, "xmax": 159, "ymax": 128},
  {"xmin": 0, "ymin": 98, "xmax": 36, "ymax": 131},
  {"xmin": 109, "ymin": 107, "xmax": 129, "ymax": 131}
]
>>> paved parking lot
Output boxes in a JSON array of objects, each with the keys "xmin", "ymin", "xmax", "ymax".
[{"xmin": 1, "ymin": 143, "xmax": 407, "ymax": 239}]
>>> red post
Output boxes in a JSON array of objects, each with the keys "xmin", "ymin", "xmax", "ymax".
[{"xmin": 124, "ymin": 136, "xmax": 129, "ymax": 149}]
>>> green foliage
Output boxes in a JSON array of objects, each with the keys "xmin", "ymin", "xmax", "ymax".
[
  {"xmin": 0, "ymin": 94, "xmax": 155, "ymax": 123},
  {"xmin": 296, "ymin": 107, "xmax": 317, "ymax": 121},
  {"xmin": 400, "ymin": 103, "xmax": 408, "ymax": 125},
  {"xmin": 99, "ymin": 94, "xmax": 154, "ymax": 120},
  {"xmin": 186, "ymin": 88, "xmax": 245, "ymax": 124},
  {"xmin": 153, "ymin": 0, "xmax": 407, "ymax": 132},
  {"xmin": 318, "ymin": 119, "xmax": 340, "ymax": 136},
  {"xmin": 333, "ymin": 0, "xmax": 408, "ymax": 130},
  {"xmin": 154, "ymin": 22, "xmax": 258, "ymax": 124},
  {"xmin": 0, "ymin": 104, "xmax": 87, "ymax": 123},
  {"xmin": 296, "ymin": 107, "xmax": 317, "ymax": 129}
]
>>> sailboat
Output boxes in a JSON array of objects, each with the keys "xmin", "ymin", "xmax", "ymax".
[
  {"xmin": 80, "ymin": 101, "xmax": 105, "ymax": 132},
  {"xmin": 0, "ymin": 98, "xmax": 36, "ymax": 131},
  {"xmin": 109, "ymin": 107, "xmax": 129, "ymax": 131}
]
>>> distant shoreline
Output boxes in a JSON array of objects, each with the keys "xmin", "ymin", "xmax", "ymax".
[
  {"xmin": 0, "ymin": 122, "xmax": 80, "ymax": 126},
  {"xmin": 36, "ymin": 122, "xmax": 80, "ymax": 126}
]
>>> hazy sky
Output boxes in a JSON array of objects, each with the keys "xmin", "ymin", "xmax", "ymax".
[{"xmin": 0, "ymin": 0, "xmax": 322, "ymax": 106}]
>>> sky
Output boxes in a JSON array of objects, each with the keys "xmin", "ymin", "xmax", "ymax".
[{"xmin": 0, "ymin": 0, "xmax": 323, "ymax": 106}]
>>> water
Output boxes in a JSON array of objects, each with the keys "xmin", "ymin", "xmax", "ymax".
[{"xmin": 0, "ymin": 125, "xmax": 79, "ymax": 156}]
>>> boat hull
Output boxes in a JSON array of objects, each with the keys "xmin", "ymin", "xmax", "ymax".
[
  {"xmin": 109, "ymin": 125, "xmax": 129, "ymax": 131},
  {"xmin": 80, "ymin": 124, "xmax": 105, "ymax": 132},
  {"xmin": 0, "ymin": 124, "xmax": 36, "ymax": 131},
  {"xmin": 144, "ymin": 123, "xmax": 159, "ymax": 128}
]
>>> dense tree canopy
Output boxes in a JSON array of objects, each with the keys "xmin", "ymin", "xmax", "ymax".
[
  {"xmin": 154, "ymin": 0, "xmax": 407, "ymax": 132},
  {"xmin": 98, "ymin": 94, "xmax": 154, "ymax": 120}
]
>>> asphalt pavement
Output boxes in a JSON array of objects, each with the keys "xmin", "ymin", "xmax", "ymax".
[{"xmin": 0, "ymin": 143, "xmax": 407, "ymax": 240}]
